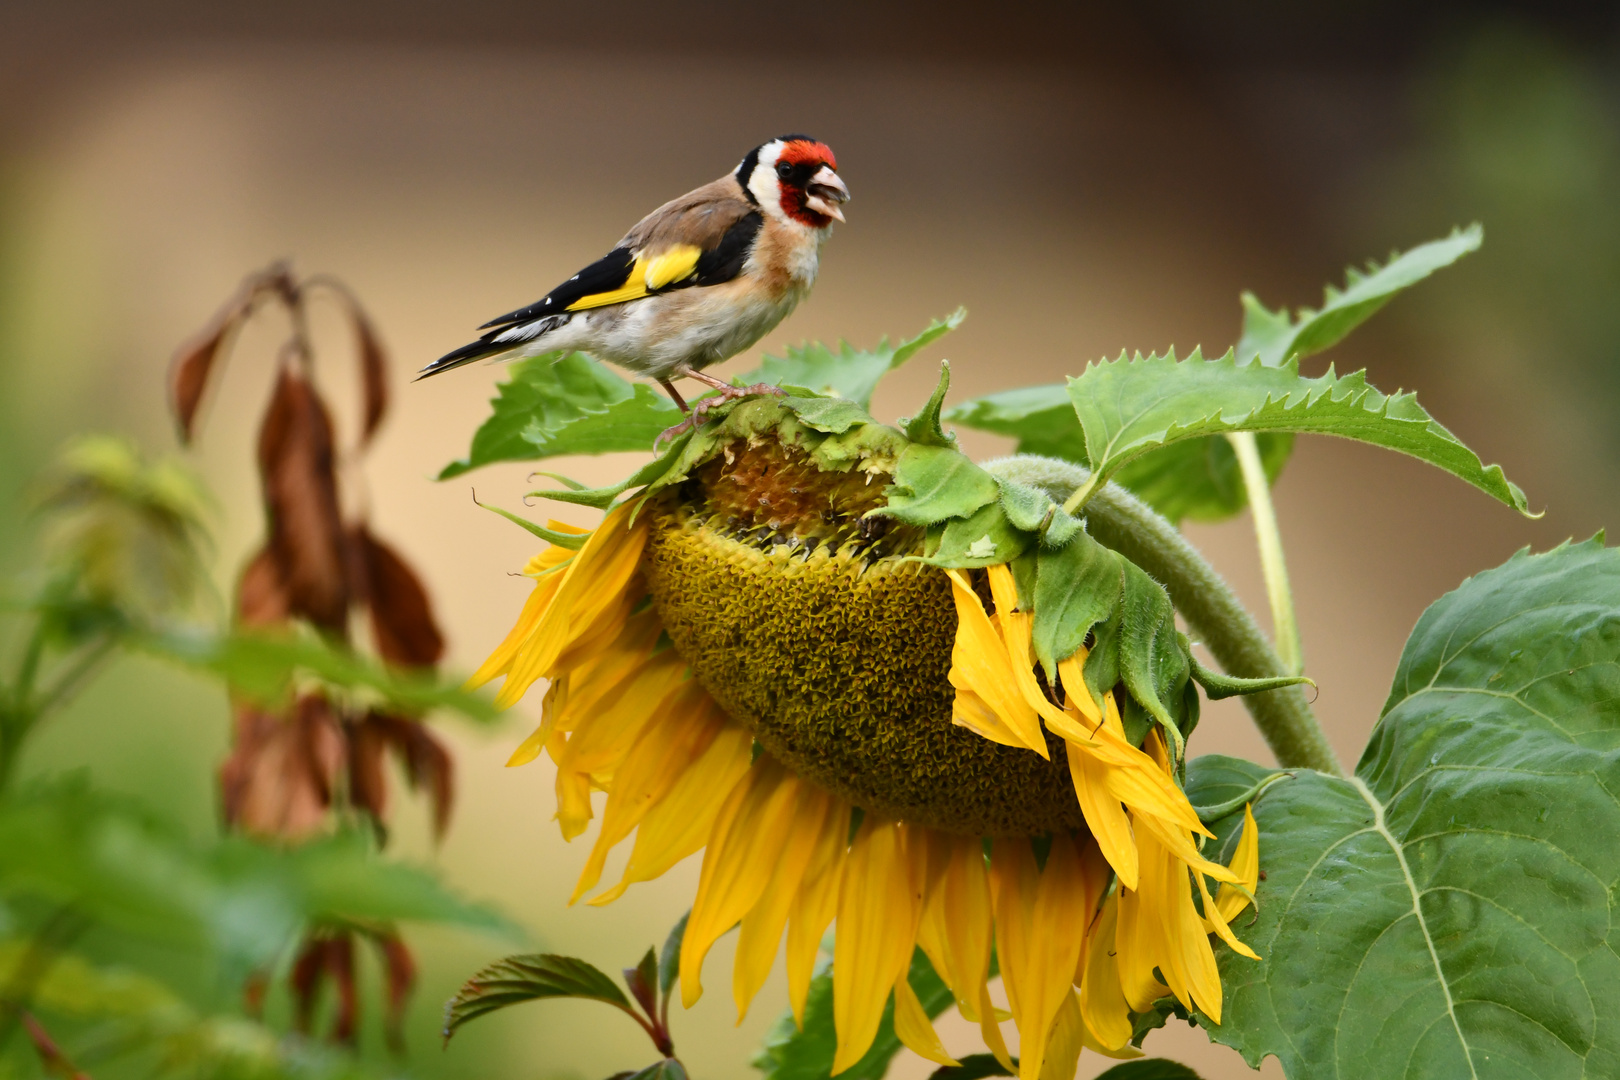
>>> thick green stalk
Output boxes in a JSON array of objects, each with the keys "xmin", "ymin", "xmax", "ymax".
[{"xmin": 1084, "ymin": 482, "xmax": 1343, "ymax": 775}]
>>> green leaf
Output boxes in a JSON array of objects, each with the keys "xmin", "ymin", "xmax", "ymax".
[
  {"xmin": 926, "ymin": 1053, "xmax": 1016, "ymax": 1079},
  {"xmin": 1116, "ymin": 560, "xmax": 1191, "ymax": 757},
  {"xmin": 1093, "ymin": 1061, "xmax": 1204, "ymax": 1080},
  {"xmin": 923, "ymin": 502, "xmax": 1034, "ymax": 568},
  {"xmin": 439, "ymin": 352, "xmax": 676, "ymax": 479},
  {"xmin": 1108, "ymin": 433, "xmax": 1294, "ymax": 525},
  {"xmin": 1065, "ymin": 350, "xmax": 1533, "ymax": 516},
  {"xmin": 0, "ymin": 783, "xmax": 509, "ymax": 972},
  {"xmin": 1236, "ymin": 225, "xmax": 1483, "ymax": 366},
  {"xmin": 444, "ymin": 953, "xmax": 637, "ymax": 1044},
  {"xmin": 901, "ymin": 362, "xmax": 957, "ymax": 448},
  {"xmin": 623, "ymin": 1060, "xmax": 690, "ymax": 1080},
  {"xmin": 741, "ymin": 309, "xmax": 966, "ymax": 408},
  {"xmin": 138, "ymin": 626, "xmax": 499, "ymax": 723},
  {"xmin": 753, "ymin": 947, "xmax": 953, "ymax": 1080},
  {"xmin": 658, "ymin": 911, "xmax": 688, "ymax": 999},
  {"xmin": 944, "ymin": 385, "xmax": 1083, "ymax": 461},
  {"xmin": 1031, "ymin": 528, "xmax": 1122, "ymax": 679},
  {"xmin": 1190, "ymin": 537, "xmax": 1620, "ymax": 1078},
  {"xmin": 873, "ymin": 445, "xmax": 1000, "ymax": 528}
]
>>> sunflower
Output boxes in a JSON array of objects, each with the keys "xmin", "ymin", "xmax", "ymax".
[{"xmin": 469, "ymin": 390, "xmax": 1266, "ymax": 1077}]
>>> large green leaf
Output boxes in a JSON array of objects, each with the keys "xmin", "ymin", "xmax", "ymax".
[
  {"xmin": 1235, "ymin": 225, "xmax": 1483, "ymax": 367},
  {"xmin": 948, "ymin": 230, "xmax": 1482, "ymax": 523},
  {"xmin": 1064, "ymin": 350, "xmax": 1532, "ymax": 515},
  {"xmin": 139, "ymin": 626, "xmax": 499, "ymax": 723},
  {"xmin": 0, "ymin": 782, "xmax": 508, "ymax": 970},
  {"xmin": 1189, "ymin": 537, "xmax": 1620, "ymax": 1078},
  {"xmin": 753, "ymin": 947, "xmax": 954, "ymax": 1080},
  {"xmin": 740, "ymin": 309, "xmax": 966, "ymax": 408},
  {"xmin": 438, "ymin": 352, "xmax": 679, "ymax": 479}
]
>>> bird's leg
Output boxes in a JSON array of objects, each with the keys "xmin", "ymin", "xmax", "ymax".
[
  {"xmin": 655, "ymin": 366, "xmax": 785, "ymax": 446},
  {"xmin": 658, "ymin": 378, "xmax": 691, "ymax": 414}
]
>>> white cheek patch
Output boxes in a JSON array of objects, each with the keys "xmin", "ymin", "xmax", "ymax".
[{"xmin": 749, "ymin": 141, "xmax": 783, "ymax": 215}]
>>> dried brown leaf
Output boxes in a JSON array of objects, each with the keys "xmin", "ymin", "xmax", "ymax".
[
  {"xmin": 348, "ymin": 715, "xmax": 391, "ymax": 829},
  {"xmin": 370, "ymin": 930, "xmax": 417, "ymax": 1053},
  {"xmin": 355, "ymin": 310, "xmax": 389, "ymax": 446},
  {"xmin": 357, "ymin": 712, "xmax": 455, "ymax": 840},
  {"xmin": 290, "ymin": 933, "xmax": 359, "ymax": 1043},
  {"xmin": 236, "ymin": 546, "xmax": 291, "ymax": 628},
  {"xmin": 350, "ymin": 526, "xmax": 444, "ymax": 668},
  {"xmin": 258, "ymin": 366, "xmax": 350, "ymax": 632},
  {"xmin": 219, "ymin": 694, "xmax": 345, "ymax": 839},
  {"xmin": 169, "ymin": 320, "xmax": 232, "ymax": 445}
]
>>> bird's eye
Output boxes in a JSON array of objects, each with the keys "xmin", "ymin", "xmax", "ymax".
[{"xmin": 776, "ymin": 161, "xmax": 794, "ymax": 180}]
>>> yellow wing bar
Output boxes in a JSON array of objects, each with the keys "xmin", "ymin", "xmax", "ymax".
[{"xmin": 565, "ymin": 245, "xmax": 702, "ymax": 312}]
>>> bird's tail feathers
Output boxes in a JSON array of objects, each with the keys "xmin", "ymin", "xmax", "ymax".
[{"xmin": 416, "ymin": 313, "xmax": 571, "ymax": 380}]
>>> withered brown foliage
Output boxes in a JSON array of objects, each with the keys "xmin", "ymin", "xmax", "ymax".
[{"xmin": 173, "ymin": 263, "xmax": 452, "ymax": 1047}]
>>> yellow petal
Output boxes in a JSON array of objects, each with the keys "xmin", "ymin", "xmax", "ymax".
[
  {"xmin": 1056, "ymin": 653, "xmax": 1103, "ymax": 726},
  {"xmin": 1079, "ymin": 896, "xmax": 1136, "ymax": 1052},
  {"xmin": 591, "ymin": 723, "xmax": 753, "ymax": 905},
  {"xmin": 681, "ymin": 757, "xmax": 802, "ymax": 1008},
  {"xmin": 1065, "ymin": 737, "xmax": 1139, "ymax": 891},
  {"xmin": 831, "ymin": 818, "xmax": 927, "ymax": 1075},
  {"xmin": 1212, "ymin": 803, "xmax": 1260, "ymax": 925},
  {"xmin": 993, "ymin": 835, "xmax": 1088, "ymax": 1080},
  {"xmin": 498, "ymin": 502, "xmax": 647, "ymax": 706},
  {"xmin": 945, "ymin": 570, "xmax": 1048, "ymax": 758},
  {"xmin": 892, "ymin": 970, "xmax": 959, "ymax": 1067},
  {"xmin": 1194, "ymin": 862, "xmax": 1259, "ymax": 962},
  {"xmin": 733, "ymin": 784, "xmax": 836, "ymax": 1022},
  {"xmin": 1037, "ymin": 991, "xmax": 1085, "ymax": 1080},
  {"xmin": 569, "ymin": 682, "xmax": 724, "ymax": 903},
  {"xmin": 467, "ymin": 569, "xmax": 564, "ymax": 690},
  {"xmin": 553, "ymin": 650, "xmax": 687, "ymax": 786},
  {"xmin": 952, "ymin": 688, "xmax": 1026, "ymax": 748},
  {"xmin": 786, "ymin": 800, "xmax": 851, "ymax": 1028}
]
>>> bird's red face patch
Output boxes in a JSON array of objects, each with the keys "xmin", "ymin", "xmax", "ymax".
[
  {"xmin": 778, "ymin": 140, "xmax": 837, "ymax": 171},
  {"xmin": 774, "ymin": 140, "xmax": 842, "ymax": 228}
]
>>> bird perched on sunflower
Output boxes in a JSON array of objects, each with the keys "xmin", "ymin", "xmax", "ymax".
[{"xmin": 419, "ymin": 135, "xmax": 849, "ymax": 416}]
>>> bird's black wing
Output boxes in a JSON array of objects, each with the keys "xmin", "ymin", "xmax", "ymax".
[{"xmin": 477, "ymin": 247, "xmax": 638, "ymax": 330}]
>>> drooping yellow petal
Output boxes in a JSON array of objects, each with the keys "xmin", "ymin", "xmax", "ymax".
[
  {"xmin": 952, "ymin": 688, "xmax": 1027, "ymax": 748},
  {"xmin": 786, "ymin": 801, "xmax": 851, "ymax": 1028},
  {"xmin": 1079, "ymin": 895, "xmax": 1136, "ymax": 1052},
  {"xmin": 552, "ymin": 650, "xmax": 687, "ymax": 802},
  {"xmin": 987, "ymin": 565, "xmax": 1093, "ymax": 750},
  {"xmin": 569, "ymin": 682, "xmax": 724, "ymax": 903},
  {"xmin": 1210, "ymin": 803, "xmax": 1260, "ymax": 926},
  {"xmin": 1194, "ymin": 860, "xmax": 1259, "ymax": 962},
  {"xmin": 1065, "ymin": 736, "xmax": 1138, "ymax": 891},
  {"xmin": 497, "ymin": 502, "xmax": 647, "ymax": 707},
  {"xmin": 1056, "ymin": 653, "xmax": 1104, "ymax": 726},
  {"xmin": 733, "ymin": 785, "xmax": 836, "ymax": 1021},
  {"xmin": 945, "ymin": 570, "xmax": 1048, "ymax": 758},
  {"xmin": 892, "ymin": 970, "xmax": 959, "ymax": 1067},
  {"xmin": 831, "ymin": 818, "xmax": 928, "ymax": 1075},
  {"xmin": 681, "ymin": 757, "xmax": 803, "ymax": 1008},
  {"xmin": 1038, "ymin": 990, "xmax": 1085, "ymax": 1080},
  {"xmin": 467, "ymin": 568, "xmax": 565, "ymax": 689},
  {"xmin": 992, "ymin": 836, "xmax": 1089, "ymax": 1080},
  {"xmin": 591, "ymin": 723, "xmax": 753, "ymax": 905}
]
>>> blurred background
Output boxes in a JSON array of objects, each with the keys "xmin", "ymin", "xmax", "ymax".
[{"xmin": 1, "ymin": 1, "xmax": 1617, "ymax": 1077}]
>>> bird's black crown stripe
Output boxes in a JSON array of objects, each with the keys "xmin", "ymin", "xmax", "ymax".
[
  {"xmin": 774, "ymin": 133, "xmax": 818, "ymax": 143},
  {"xmin": 734, "ymin": 146, "xmax": 762, "ymax": 205}
]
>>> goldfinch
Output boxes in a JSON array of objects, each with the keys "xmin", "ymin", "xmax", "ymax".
[{"xmin": 419, "ymin": 135, "xmax": 849, "ymax": 411}]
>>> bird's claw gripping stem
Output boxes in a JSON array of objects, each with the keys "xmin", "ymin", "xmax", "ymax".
[{"xmin": 655, "ymin": 383, "xmax": 785, "ymax": 447}]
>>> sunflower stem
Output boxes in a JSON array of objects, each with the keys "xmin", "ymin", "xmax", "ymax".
[
  {"xmin": 1227, "ymin": 431, "xmax": 1303, "ymax": 675},
  {"xmin": 1083, "ymin": 481, "xmax": 1344, "ymax": 776}
]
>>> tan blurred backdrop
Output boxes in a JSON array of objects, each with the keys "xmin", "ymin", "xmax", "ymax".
[{"xmin": 3, "ymin": 4, "xmax": 1618, "ymax": 1078}]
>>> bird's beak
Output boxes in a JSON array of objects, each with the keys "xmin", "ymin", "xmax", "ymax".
[{"xmin": 805, "ymin": 166, "xmax": 850, "ymax": 223}]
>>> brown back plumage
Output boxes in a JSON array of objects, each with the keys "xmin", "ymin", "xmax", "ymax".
[{"xmin": 619, "ymin": 175, "xmax": 755, "ymax": 255}]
